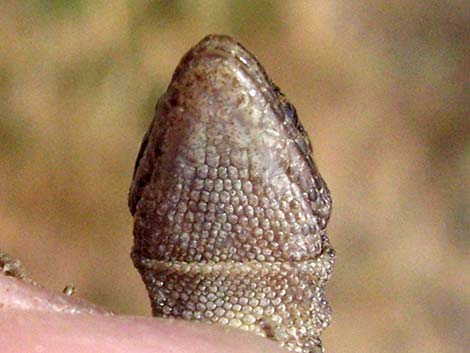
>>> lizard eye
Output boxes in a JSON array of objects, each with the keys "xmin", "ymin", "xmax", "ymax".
[
  {"xmin": 270, "ymin": 82, "xmax": 298, "ymax": 126},
  {"xmin": 283, "ymin": 101, "xmax": 298, "ymax": 125}
]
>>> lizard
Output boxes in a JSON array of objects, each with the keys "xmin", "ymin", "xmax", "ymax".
[{"xmin": 129, "ymin": 34, "xmax": 335, "ymax": 353}]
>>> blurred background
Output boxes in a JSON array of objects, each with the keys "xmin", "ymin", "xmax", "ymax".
[{"xmin": 1, "ymin": 1, "xmax": 468, "ymax": 352}]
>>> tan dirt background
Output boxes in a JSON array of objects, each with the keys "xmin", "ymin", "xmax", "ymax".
[{"xmin": 1, "ymin": 1, "xmax": 468, "ymax": 352}]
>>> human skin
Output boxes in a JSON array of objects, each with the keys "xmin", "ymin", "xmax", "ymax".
[{"xmin": 0, "ymin": 274, "xmax": 289, "ymax": 353}]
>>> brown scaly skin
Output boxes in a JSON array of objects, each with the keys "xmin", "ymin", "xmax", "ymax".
[{"xmin": 129, "ymin": 35, "xmax": 335, "ymax": 353}]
